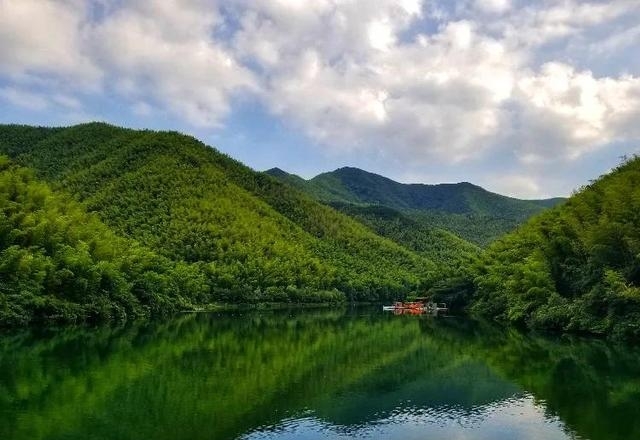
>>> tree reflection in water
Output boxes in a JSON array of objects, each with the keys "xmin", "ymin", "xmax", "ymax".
[{"xmin": 1, "ymin": 309, "xmax": 639, "ymax": 440}]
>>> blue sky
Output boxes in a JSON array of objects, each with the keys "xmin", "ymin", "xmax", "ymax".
[{"xmin": 1, "ymin": 0, "xmax": 639, "ymax": 198}]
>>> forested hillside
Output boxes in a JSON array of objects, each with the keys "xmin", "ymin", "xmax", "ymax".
[
  {"xmin": 0, "ymin": 156, "xmax": 209, "ymax": 325},
  {"xmin": 470, "ymin": 156, "xmax": 640, "ymax": 338},
  {"xmin": 0, "ymin": 123, "xmax": 443, "ymax": 325},
  {"xmin": 265, "ymin": 167, "xmax": 563, "ymax": 246},
  {"xmin": 330, "ymin": 202, "xmax": 480, "ymax": 275}
]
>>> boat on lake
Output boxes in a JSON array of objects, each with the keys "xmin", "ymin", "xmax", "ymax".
[{"xmin": 382, "ymin": 301, "xmax": 448, "ymax": 315}]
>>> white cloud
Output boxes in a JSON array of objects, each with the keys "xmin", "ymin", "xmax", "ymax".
[
  {"xmin": 514, "ymin": 63, "xmax": 640, "ymax": 161},
  {"xmin": 0, "ymin": 0, "xmax": 256, "ymax": 127},
  {"xmin": 485, "ymin": 174, "xmax": 542, "ymax": 199},
  {"xmin": 0, "ymin": 0, "xmax": 640, "ymax": 198},
  {"xmin": 0, "ymin": 0, "xmax": 100, "ymax": 84},
  {"xmin": 51, "ymin": 94, "xmax": 83, "ymax": 110},
  {"xmin": 589, "ymin": 23, "xmax": 640, "ymax": 55},
  {"xmin": 368, "ymin": 20, "xmax": 395, "ymax": 51},
  {"xmin": 89, "ymin": 0, "xmax": 257, "ymax": 127},
  {"xmin": 475, "ymin": 0, "xmax": 511, "ymax": 14},
  {"xmin": 225, "ymin": 0, "xmax": 640, "ymax": 169},
  {"xmin": 0, "ymin": 87, "xmax": 50, "ymax": 111},
  {"xmin": 132, "ymin": 102, "xmax": 153, "ymax": 117},
  {"xmin": 0, "ymin": 86, "xmax": 85, "ymax": 115},
  {"xmin": 495, "ymin": 0, "xmax": 639, "ymax": 48},
  {"xmin": 235, "ymin": 9, "xmax": 523, "ymax": 161}
]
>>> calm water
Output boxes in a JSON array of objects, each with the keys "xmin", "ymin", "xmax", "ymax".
[{"xmin": 1, "ymin": 309, "xmax": 640, "ymax": 440}]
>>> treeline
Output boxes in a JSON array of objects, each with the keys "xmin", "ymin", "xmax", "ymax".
[{"xmin": 465, "ymin": 156, "xmax": 640, "ymax": 338}]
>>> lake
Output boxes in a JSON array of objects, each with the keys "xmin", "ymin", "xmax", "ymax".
[{"xmin": 1, "ymin": 308, "xmax": 639, "ymax": 440}]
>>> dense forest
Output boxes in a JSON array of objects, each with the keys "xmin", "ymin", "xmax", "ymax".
[
  {"xmin": 0, "ymin": 156, "xmax": 208, "ymax": 325},
  {"xmin": 328, "ymin": 202, "xmax": 480, "ymax": 277},
  {"xmin": 467, "ymin": 156, "xmax": 640, "ymax": 338},
  {"xmin": 266, "ymin": 166, "xmax": 563, "ymax": 246},
  {"xmin": 0, "ymin": 123, "xmax": 454, "ymax": 325},
  {"xmin": 4, "ymin": 122, "xmax": 637, "ymax": 337},
  {"xmin": 270, "ymin": 156, "xmax": 640, "ymax": 339}
]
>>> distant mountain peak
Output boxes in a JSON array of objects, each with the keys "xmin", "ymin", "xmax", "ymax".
[
  {"xmin": 265, "ymin": 167, "xmax": 289, "ymax": 176},
  {"xmin": 322, "ymin": 166, "xmax": 401, "ymax": 185},
  {"xmin": 266, "ymin": 165, "xmax": 565, "ymax": 228},
  {"xmin": 324, "ymin": 167, "xmax": 482, "ymax": 190}
]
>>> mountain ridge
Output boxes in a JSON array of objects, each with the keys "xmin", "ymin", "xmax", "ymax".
[
  {"xmin": 266, "ymin": 166, "xmax": 563, "ymax": 211},
  {"xmin": 265, "ymin": 166, "xmax": 564, "ymax": 246}
]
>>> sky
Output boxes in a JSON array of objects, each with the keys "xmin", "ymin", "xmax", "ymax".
[{"xmin": 1, "ymin": 0, "xmax": 640, "ymax": 199}]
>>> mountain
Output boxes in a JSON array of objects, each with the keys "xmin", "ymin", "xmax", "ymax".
[
  {"xmin": 0, "ymin": 156, "xmax": 229, "ymax": 326},
  {"xmin": 470, "ymin": 156, "xmax": 640, "ymax": 338},
  {"xmin": 0, "ymin": 156, "xmax": 205, "ymax": 325},
  {"xmin": 0, "ymin": 123, "xmax": 443, "ymax": 325},
  {"xmin": 301, "ymin": 166, "xmax": 557, "ymax": 214},
  {"xmin": 265, "ymin": 167, "xmax": 482, "ymax": 270},
  {"xmin": 328, "ymin": 202, "xmax": 480, "ymax": 271},
  {"xmin": 265, "ymin": 167, "xmax": 564, "ymax": 246}
]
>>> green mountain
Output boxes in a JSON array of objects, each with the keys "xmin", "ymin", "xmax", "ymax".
[
  {"xmin": 264, "ymin": 168, "xmax": 484, "ymax": 272},
  {"xmin": 275, "ymin": 166, "xmax": 558, "ymax": 213},
  {"xmin": 470, "ymin": 156, "xmax": 640, "ymax": 338},
  {"xmin": 0, "ymin": 123, "xmax": 444, "ymax": 325},
  {"xmin": 265, "ymin": 166, "xmax": 563, "ymax": 246},
  {"xmin": 0, "ymin": 156, "xmax": 208, "ymax": 325},
  {"xmin": 328, "ymin": 202, "xmax": 480, "ymax": 272}
]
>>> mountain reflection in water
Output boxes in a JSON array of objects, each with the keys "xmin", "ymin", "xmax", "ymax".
[{"xmin": 1, "ymin": 308, "xmax": 639, "ymax": 440}]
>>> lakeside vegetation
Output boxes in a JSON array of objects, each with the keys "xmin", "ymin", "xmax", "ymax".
[
  {"xmin": 0, "ymin": 156, "xmax": 207, "ymax": 325},
  {"xmin": 467, "ymin": 156, "xmax": 640, "ymax": 338}
]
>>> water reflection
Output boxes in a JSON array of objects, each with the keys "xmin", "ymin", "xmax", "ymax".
[
  {"xmin": 243, "ymin": 396, "xmax": 570, "ymax": 440},
  {"xmin": 0, "ymin": 309, "xmax": 638, "ymax": 440}
]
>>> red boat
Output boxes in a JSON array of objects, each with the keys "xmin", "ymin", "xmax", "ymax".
[
  {"xmin": 382, "ymin": 300, "xmax": 448, "ymax": 315},
  {"xmin": 382, "ymin": 301, "xmax": 424, "ymax": 311}
]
